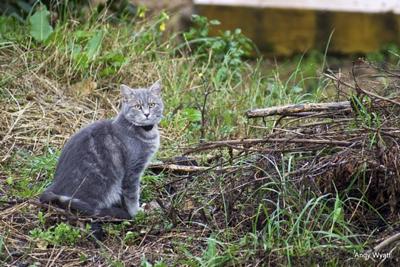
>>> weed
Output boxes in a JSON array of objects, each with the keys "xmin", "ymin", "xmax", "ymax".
[
  {"xmin": 0, "ymin": 16, "xmax": 26, "ymax": 42},
  {"xmin": 182, "ymin": 15, "xmax": 253, "ymax": 79},
  {"xmin": 4, "ymin": 149, "xmax": 59, "ymax": 198},
  {"xmin": 104, "ymin": 220, "xmax": 132, "ymax": 237},
  {"xmin": 0, "ymin": 235, "xmax": 4, "ymax": 259},
  {"xmin": 141, "ymin": 257, "xmax": 168, "ymax": 267},
  {"xmin": 29, "ymin": 223, "xmax": 81, "ymax": 247},
  {"xmin": 29, "ymin": 5, "xmax": 53, "ymax": 43},
  {"xmin": 141, "ymin": 173, "xmax": 164, "ymax": 202},
  {"xmin": 37, "ymin": 211, "xmax": 46, "ymax": 226},
  {"xmin": 197, "ymin": 237, "xmax": 232, "ymax": 267},
  {"xmin": 123, "ymin": 231, "xmax": 139, "ymax": 245},
  {"xmin": 350, "ymin": 94, "xmax": 383, "ymax": 147}
]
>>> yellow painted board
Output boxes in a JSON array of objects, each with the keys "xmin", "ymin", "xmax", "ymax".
[{"xmin": 196, "ymin": 5, "xmax": 399, "ymax": 55}]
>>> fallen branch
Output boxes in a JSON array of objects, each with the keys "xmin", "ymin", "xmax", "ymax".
[
  {"xmin": 184, "ymin": 137, "xmax": 355, "ymax": 154},
  {"xmin": 373, "ymin": 232, "xmax": 400, "ymax": 252},
  {"xmin": 246, "ymin": 101, "xmax": 351, "ymax": 118},
  {"xmin": 148, "ymin": 163, "xmax": 235, "ymax": 173},
  {"xmin": 148, "ymin": 163, "xmax": 208, "ymax": 173}
]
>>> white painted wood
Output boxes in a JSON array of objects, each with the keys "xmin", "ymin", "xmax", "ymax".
[{"xmin": 194, "ymin": 0, "xmax": 400, "ymax": 14}]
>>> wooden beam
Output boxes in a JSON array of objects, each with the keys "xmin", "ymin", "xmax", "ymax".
[{"xmin": 194, "ymin": 0, "xmax": 400, "ymax": 14}]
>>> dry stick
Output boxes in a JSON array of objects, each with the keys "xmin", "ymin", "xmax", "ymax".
[
  {"xmin": 373, "ymin": 232, "xmax": 400, "ymax": 252},
  {"xmin": 324, "ymin": 73, "xmax": 400, "ymax": 107},
  {"xmin": 148, "ymin": 163, "xmax": 209, "ymax": 173},
  {"xmin": 156, "ymin": 152, "xmax": 256, "ymax": 190},
  {"xmin": 246, "ymin": 101, "xmax": 351, "ymax": 118},
  {"xmin": 247, "ymin": 72, "xmax": 399, "ymax": 119},
  {"xmin": 149, "ymin": 163, "xmax": 236, "ymax": 173},
  {"xmin": 183, "ymin": 138, "xmax": 264, "ymax": 154},
  {"xmin": 184, "ymin": 138, "xmax": 353, "ymax": 154}
]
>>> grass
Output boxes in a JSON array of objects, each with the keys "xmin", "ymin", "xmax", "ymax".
[
  {"xmin": 1, "ymin": 3, "xmax": 398, "ymax": 266},
  {"xmin": 2, "ymin": 149, "xmax": 59, "ymax": 198}
]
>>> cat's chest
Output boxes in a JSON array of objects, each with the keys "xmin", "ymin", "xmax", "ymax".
[{"xmin": 124, "ymin": 134, "xmax": 159, "ymax": 162}]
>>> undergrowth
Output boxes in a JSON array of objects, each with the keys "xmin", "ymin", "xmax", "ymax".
[{"xmin": 0, "ymin": 3, "xmax": 393, "ymax": 266}]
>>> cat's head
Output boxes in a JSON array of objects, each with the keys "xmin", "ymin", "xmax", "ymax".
[{"xmin": 120, "ymin": 81, "xmax": 164, "ymax": 127}]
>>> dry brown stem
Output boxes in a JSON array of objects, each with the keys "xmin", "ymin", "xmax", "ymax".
[{"xmin": 246, "ymin": 101, "xmax": 351, "ymax": 118}]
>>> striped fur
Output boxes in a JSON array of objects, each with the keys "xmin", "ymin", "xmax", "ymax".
[{"xmin": 40, "ymin": 81, "xmax": 163, "ymax": 219}]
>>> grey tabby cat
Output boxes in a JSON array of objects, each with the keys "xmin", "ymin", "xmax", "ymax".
[{"xmin": 40, "ymin": 81, "xmax": 163, "ymax": 219}]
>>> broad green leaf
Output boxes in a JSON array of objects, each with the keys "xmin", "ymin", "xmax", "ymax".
[
  {"xmin": 86, "ymin": 31, "xmax": 104, "ymax": 60},
  {"xmin": 29, "ymin": 6, "xmax": 53, "ymax": 42}
]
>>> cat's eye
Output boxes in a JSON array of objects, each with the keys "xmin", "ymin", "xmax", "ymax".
[
  {"xmin": 133, "ymin": 104, "xmax": 142, "ymax": 109},
  {"xmin": 148, "ymin": 103, "xmax": 156, "ymax": 108}
]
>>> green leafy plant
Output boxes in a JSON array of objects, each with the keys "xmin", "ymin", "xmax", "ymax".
[
  {"xmin": 123, "ymin": 231, "xmax": 139, "ymax": 245},
  {"xmin": 37, "ymin": 211, "xmax": 46, "ymax": 226},
  {"xmin": 141, "ymin": 174, "xmax": 164, "ymax": 202},
  {"xmin": 29, "ymin": 5, "xmax": 53, "ymax": 42},
  {"xmin": 140, "ymin": 257, "xmax": 168, "ymax": 267},
  {"xmin": 350, "ymin": 94, "xmax": 383, "ymax": 147},
  {"xmin": 0, "ymin": 235, "xmax": 4, "ymax": 259},
  {"xmin": 188, "ymin": 237, "xmax": 232, "ymax": 267},
  {"xmin": 5, "ymin": 150, "xmax": 59, "ymax": 198},
  {"xmin": 104, "ymin": 220, "xmax": 131, "ymax": 237},
  {"xmin": 0, "ymin": 16, "xmax": 26, "ymax": 42},
  {"xmin": 182, "ymin": 15, "xmax": 253, "ymax": 82},
  {"xmin": 62, "ymin": 28, "xmax": 106, "ymax": 72},
  {"xmin": 30, "ymin": 223, "xmax": 81, "ymax": 247}
]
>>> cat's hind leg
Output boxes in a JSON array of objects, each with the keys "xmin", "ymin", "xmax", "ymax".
[{"xmin": 40, "ymin": 191, "xmax": 97, "ymax": 216}]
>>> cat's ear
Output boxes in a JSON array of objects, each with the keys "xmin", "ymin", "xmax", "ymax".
[
  {"xmin": 149, "ymin": 80, "xmax": 162, "ymax": 96},
  {"xmin": 120, "ymin": 84, "xmax": 134, "ymax": 100}
]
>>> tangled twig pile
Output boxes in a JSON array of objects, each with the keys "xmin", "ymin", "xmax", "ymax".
[{"xmin": 155, "ymin": 60, "xmax": 400, "ymax": 237}]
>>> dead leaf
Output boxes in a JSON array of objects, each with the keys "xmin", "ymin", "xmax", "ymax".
[
  {"xmin": 70, "ymin": 79, "xmax": 97, "ymax": 98},
  {"xmin": 35, "ymin": 239, "xmax": 48, "ymax": 249},
  {"xmin": 183, "ymin": 199, "xmax": 195, "ymax": 211}
]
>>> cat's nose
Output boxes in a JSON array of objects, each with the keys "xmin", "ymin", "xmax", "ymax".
[{"xmin": 144, "ymin": 112, "xmax": 150, "ymax": 118}]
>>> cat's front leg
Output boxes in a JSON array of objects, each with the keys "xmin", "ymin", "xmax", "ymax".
[{"xmin": 122, "ymin": 175, "xmax": 141, "ymax": 218}]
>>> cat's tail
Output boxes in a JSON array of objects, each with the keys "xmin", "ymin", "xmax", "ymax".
[
  {"xmin": 39, "ymin": 191, "xmax": 96, "ymax": 216},
  {"xmin": 39, "ymin": 191, "xmax": 131, "ymax": 219}
]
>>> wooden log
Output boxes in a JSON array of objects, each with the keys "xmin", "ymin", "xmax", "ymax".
[{"xmin": 246, "ymin": 101, "xmax": 351, "ymax": 118}]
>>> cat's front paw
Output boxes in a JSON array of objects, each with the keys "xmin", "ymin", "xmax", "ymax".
[
  {"xmin": 127, "ymin": 202, "xmax": 140, "ymax": 217},
  {"xmin": 138, "ymin": 205, "xmax": 145, "ymax": 212}
]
